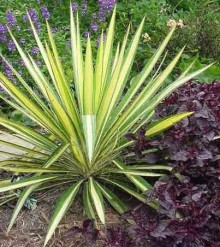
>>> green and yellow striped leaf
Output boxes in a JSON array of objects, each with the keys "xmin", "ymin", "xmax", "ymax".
[
  {"xmin": 146, "ymin": 112, "xmax": 193, "ymax": 137},
  {"xmin": 44, "ymin": 180, "xmax": 82, "ymax": 246}
]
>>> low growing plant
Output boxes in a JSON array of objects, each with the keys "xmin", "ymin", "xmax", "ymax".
[
  {"xmin": 0, "ymin": 7, "xmax": 211, "ymax": 246},
  {"xmin": 145, "ymin": 81, "xmax": 220, "ymax": 181}
]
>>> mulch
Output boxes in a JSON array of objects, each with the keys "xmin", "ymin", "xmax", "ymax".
[{"xmin": 0, "ymin": 185, "xmax": 121, "ymax": 247}]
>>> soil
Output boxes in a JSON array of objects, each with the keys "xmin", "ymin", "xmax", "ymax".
[{"xmin": 0, "ymin": 185, "xmax": 123, "ymax": 247}]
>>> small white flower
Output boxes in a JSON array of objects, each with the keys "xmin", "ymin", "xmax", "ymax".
[
  {"xmin": 167, "ymin": 19, "xmax": 177, "ymax": 29},
  {"xmin": 177, "ymin": 19, "xmax": 185, "ymax": 28},
  {"xmin": 142, "ymin": 33, "xmax": 151, "ymax": 42},
  {"xmin": 160, "ymin": 7, "xmax": 167, "ymax": 13}
]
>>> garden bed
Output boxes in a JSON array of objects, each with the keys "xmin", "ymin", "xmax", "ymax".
[{"xmin": 0, "ymin": 186, "xmax": 122, "ymax": 247}]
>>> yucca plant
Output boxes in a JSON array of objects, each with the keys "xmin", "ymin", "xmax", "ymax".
[{"xmin": 0, "ymin": 7, "xmax": 211, "ymax": 246}]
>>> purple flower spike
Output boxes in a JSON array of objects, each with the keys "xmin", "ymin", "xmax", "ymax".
[
  {"xmin": 96, "ymin": 33, "xmax": 106, "ymax": 47},
  {"xmin": 36, "ymin": 60, "xmax": 42, "ymax": 67},
  {"xmin": 41, "ymin": 6, "xmax": 50, "ymax": 20},
  {"xmin": 36, "ymin": 21, "xmax": 41, "ymax": 33},
  {"xmin": 98, "ymin": 0, "xmax": 116, "ymax": 21},
  {"xmin": 22, "ymin": 14, "xmax": 28, "ymax": 22},
  {"xmin": 72, "ymin": 2, "xmax": 78, "ymax": 12},
  {"xmin": 6, "ymin": 11, "xmax": 17, "ymax": 28},
  {"xmin": 28, "ymin": 8, "xmax": 38, "ymax": 23},
  {"xmin": 20, "ymin": 59, "xmax": 25, "ymax": 67},
  {"xmin": 91, "ymin": 22, "xmax": 98, "ymax": 32},
  {"xmin": 0, "ymin": 34, "xmax": 7, "ymax": 44},
  {"xmin": 0, "ymin": 24, "xmax": 7, "ymax": 34},
  {"xmin": 4, "ymin": 64, "xmax": 13, "ymax": 79},
  {"xmin": 82, "ymin": 0, "xmax": 88, "ymax": 16},
  {"xmin": 0, "ymin": 86, "xmax": 4, "ymax": 93},
  {"xmin": 19, "ymin": 38, "xmax": 26, "ymax": 45},
  {"xmin": 31, "ymin": 46, "xmax": 39, "ymax": 55},
  {"xmin": 84, "ymin": 30, "xmax": 90, "ymax": 38},
  {"xmin": 8, "ymin": 40, "xmax": 16, "ymax": 52},
  {"xmin": 66, "ymin": 39, "xmax": 71, "ymax": 46},
  {"xmin": 51, "ymin": 27, "xmax": 57, "ymax": 33}
]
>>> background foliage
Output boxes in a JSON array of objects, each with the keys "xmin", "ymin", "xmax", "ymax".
[{"xmin": 0, "ymin": 0, "xmax": 220, "ymax": 90}]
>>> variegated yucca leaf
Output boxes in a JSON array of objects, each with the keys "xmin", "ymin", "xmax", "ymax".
[{"xmin": 0, "ymin": 6, "xmax": 211, "ymax": 246}]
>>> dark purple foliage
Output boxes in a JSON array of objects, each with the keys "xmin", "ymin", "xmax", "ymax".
[
  {"xmin": 102, "ymin": 174, "xmax": 220, "ymax": 246},
  {"xmin": 73, "ymin": 82, "xmax": 220, "ymax": 247},
  {"xmin": 65, "ymin": 219, "xmax": 99, "ymax": 247},
  {"xmin": 113, "ymin": 81, "xmax": 220, "ymax": 246},
  {"xmin": 104, "ymin": 227, "xmax": 133, "ymax": 247},
  {"xmin": 148, "ymin": 82, "xmax": 220, "ymax": 182}
]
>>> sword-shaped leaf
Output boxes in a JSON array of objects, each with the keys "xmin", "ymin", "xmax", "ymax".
[
  {"xmin": 146, "ymin": 112, "xmax": 193, "ymax": 137},
  {"xmin": 89, "ymin": 178, "xmax": 105, "ymax": 224},
  {"xmin": 0, "ymin": 175, "xmax": 57, "ymax": 193},
  {"xmin": 44, "ymin": 180, "xmax": 82, "ymax": 246},
  {"xmin": 97, "ymin": 182, "xmax": 128, "ymax": 214},
  {"xmin": 7, "ymin": 144, "xmax": 70, "ymax": 232}
]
